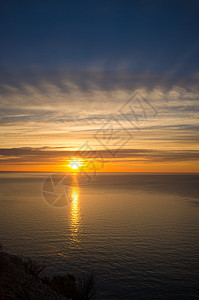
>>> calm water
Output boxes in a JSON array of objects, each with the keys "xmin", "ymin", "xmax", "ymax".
[{"xmin": 0, "ymin": 172, "xmax": 199, "ymax": 299}]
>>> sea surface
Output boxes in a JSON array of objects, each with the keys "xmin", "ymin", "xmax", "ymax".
[{"xmin": 0, "ymin": 172, "xmax": 199, "ymax": 299}]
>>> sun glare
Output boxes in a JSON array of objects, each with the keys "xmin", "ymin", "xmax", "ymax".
[{"xmin": 67, "ymin": 158, "xmax": 83, "ymax": 170}]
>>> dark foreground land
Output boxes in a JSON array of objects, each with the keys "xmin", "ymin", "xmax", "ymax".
[{"xmin": 0, "ymin": 246, "xmax": 95, "ymax": 300}]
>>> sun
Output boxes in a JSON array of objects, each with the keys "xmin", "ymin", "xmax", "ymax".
[{"xmin": 67, "ymin": 158, "xmax": 83, "ymax": 170}]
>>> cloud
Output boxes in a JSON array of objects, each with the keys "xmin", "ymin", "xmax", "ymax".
[
  {"xmin": 1, "ymin": 67, "xmax": 199, "ymax": 93},
  {"xmin": 0, "ymin": 68, "xmax": 199, "ymax": 165},
  {"xmin": 0, "ymin": 71, "xmax": 199, "ymax": 127},
  {"xmin": 0, "ymin": 147, "xmax": 199, "ymax": 165}
]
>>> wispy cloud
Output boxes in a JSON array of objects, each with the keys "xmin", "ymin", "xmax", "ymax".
[
  {"xmin": 0, "ymin": 69, "xmax": 199, "ymax": 170},
  {"xmin": 0, "ymin": 147, "xmax": 199, "ymax": 166}
]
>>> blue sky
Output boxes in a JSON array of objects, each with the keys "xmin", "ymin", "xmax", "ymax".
[{"xmin": 1, "ymin": 0, "xmax": 199, "ymax": 72}]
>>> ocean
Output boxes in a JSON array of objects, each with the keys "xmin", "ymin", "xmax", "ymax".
[{"xmin": 0, "ymin": 172, "xmax": 199, "ymax": 299}]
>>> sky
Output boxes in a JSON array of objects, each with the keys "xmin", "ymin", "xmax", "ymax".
[{"xmin": 0, "ymin": 0, "xmax": 199, "ymax": 172}]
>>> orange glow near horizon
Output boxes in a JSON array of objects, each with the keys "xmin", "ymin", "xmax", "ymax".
[
  {"xmin": 0, "ymin": 159, "xmax": 199, "ymax": 173},
  {"xmin": 0, "ymin": 82, "xmax": 199, "ymax": 175}
]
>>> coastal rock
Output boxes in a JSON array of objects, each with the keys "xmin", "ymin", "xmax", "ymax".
[{"xmin": 0, "ymin": 251, "xmax": 67, "ymax": 300}]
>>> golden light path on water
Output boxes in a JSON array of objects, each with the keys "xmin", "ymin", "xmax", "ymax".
[{"xmin": 68, "ymin": 173, "xmax": 82, "ymax": 246}]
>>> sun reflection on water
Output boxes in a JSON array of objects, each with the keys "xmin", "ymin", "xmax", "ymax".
[{"xmin": 68, "ymin": 174, "xmax": 82, "ymax": 246}]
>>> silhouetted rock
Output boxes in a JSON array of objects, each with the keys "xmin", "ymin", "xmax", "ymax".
[{"xmin": 0, "ymin": 251, "xmax": 67, "ymax": 299}]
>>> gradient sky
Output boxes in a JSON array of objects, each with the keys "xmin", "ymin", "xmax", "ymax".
[{"xmin": 0, "ymin": 0, "xmax": 199, "ymax": 172}]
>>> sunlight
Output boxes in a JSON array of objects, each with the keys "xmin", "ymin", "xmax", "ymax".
[
  {"xmin": 67, "ymin": 158, "xmax": 84, "ymax": 171},
  {"xmin": 71, "ymin": 186, "xmax": 79, "ymax": 202},
  {"xmin": 69, "ymin": 182, "xmax": 81, "ymax": 246}
]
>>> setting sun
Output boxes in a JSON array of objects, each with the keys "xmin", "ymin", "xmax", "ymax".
[{"xmin": 67, "ymin": 158, "xmax": 84, "ymax": 170}]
